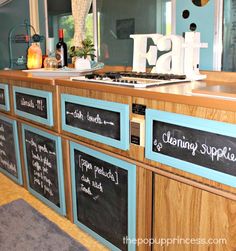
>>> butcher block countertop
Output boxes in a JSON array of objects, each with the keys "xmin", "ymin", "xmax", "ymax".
[{"xmin": 1, "ymin": 69, "xmax": 236, "ymax": 111}]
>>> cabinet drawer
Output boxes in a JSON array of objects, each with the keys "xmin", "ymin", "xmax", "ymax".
[
  {"xmin": 13, "ymin": 86, "xmax": 53, "ymax": 126},
  {"xmin": 0, "ymin": 83, "xmax": 10, "ymax": 112},
  {"xmin": 61, "ymin": 94, "xmax": 130, "ymax": 150}
]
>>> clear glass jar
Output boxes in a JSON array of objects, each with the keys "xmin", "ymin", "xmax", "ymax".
[{"xmin": 43, "ymin": 57, "xmax": 58, "ymax": 70}]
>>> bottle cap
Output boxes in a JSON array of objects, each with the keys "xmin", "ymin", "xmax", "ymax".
[{"xmin": 58, "ymin": 29, "xmax": 64, "ymax": 39}]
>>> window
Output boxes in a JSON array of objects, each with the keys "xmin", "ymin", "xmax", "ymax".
[
  {"xmin": 47, "ymin": 0, "xmax": 172, "ymax": 66},
  {"xmin": 96, "ymin": 0, "xmax": 172, "ymax": 66},
  {"xmin": 58, "ymin": 13, "xmax": 94, "ymax": 49},
  {"xmin": 47, "ymin": 0, "xmax": 93, "ymax": 60}
]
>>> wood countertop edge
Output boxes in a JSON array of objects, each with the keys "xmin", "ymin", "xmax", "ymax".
[
  {"xmin": 0, "ymin": 72, "xmax": 55, "ymax": 85},
  {"xmin": 55, "ymin": 79, "xmax": 236, "ymax": 112},
  {"xmin": 1, "ymin": 70, "xmax": 236, "ymax": 111}
]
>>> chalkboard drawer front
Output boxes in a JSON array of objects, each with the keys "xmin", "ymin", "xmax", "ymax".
[
  {"xmin": 0, "ymin": 115, "xmax": 22, "ymax": 185},
  {"xmin": 0, "ymin": 83, "xmax": 10, "ymax": 111},
  {"xmin": 146, "ymin": 109, "xmax": 236, "ymax": 188},
  {"xmin": 70, "ymin": 142, "xmax": 136, "ymax": 251},
  {"xmin": 22, "ymin": 124, "xmax": 66, "ymax": 216},
  {"xmin": 61, "ymin": 94, "xmax": 130, "ymax": 150},
  {"xmin": 13, "ymin": 86, "xmax": 53, "ymax": 127}
]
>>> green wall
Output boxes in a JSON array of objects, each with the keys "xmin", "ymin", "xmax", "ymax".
[
  {"xmin": 0, "ymin": 0, "xmax": 47, "ymax": 70},
  {"xmin": 0, "ymin": 0, "xmax": 30, "ymax": 69}
]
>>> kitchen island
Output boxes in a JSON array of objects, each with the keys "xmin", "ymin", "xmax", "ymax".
[{"xmin": 0, "ymin": 69, "xmax": 235, "ymax": 251}]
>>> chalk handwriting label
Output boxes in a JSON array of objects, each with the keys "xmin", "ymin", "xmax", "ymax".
[
  {"xmin": 25, "ymin": 130, "xmax": 60, "ymax": 206},
  {"xmin": 152, "ymin": 121, "xmax": 236, "ymax": 176},
  {"xmin": 0, "ymin": 120, "xmax": 17, "ymax": 177},
  {"xmin": 16, "ymin": 93, "xmax": 47, "ymax": 119},
  {"xmin": 74, "ymin": 149, "xmax": 127, "ymax": 201},
  {"xmin": 0, "ymin": 89, "xmax": 5, "ymax": 105},
  {"xmin": 65, "ymin": 102, "xmax": 120, "ymax": 140},
  {"xmin": 77, "ymin": 152, "xmax": 119, "ymax": 200},
  {"xmin": 66, "ymin": 110, "xmax": 114, "ymax": 126},
  {"xmin": 73, "ymin": 148, "xmax": 128, "ymax": 251}
]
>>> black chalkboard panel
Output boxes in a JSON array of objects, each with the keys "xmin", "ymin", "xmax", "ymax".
[
  {"xmin": 74, "ymin": 149, "xmax": 128, "ymax": 251},
  {"xmin": 0, "ymin": 88, "xmax": 6, "ymax": 105},
  {"xmin": 152, "ymin": 121, "xmax": 236, "ymax": 176},
  {"xmin": 15, "ymin": 92, "xmax": 47, "ymax": 119},
  {"xmin": 24, "ymin": 129, "xmax": 60, "ymax": 207},
  {"xmin": 65, "ymin": 102, "xmax": 121, "ymax": 140},
  {"xmin": 0, "ymin": 118, "xmax": 18, "ymax": 178}
]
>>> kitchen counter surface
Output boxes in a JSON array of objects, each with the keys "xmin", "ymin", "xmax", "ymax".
[{"xmin": 1, "ymin": 69, "xmax": 236, "ymax": 111}]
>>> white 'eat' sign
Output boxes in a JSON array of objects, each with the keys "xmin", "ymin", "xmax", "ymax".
[{"xmin": 130, "ymin": 32, "xmax": 208, "ymax": 80}]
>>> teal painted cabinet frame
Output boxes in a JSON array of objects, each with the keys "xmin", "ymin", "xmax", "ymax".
[
  {"xmin": 0, "ymin": 115, "xmax": 22, "ymax": 185},
  {"xmin": 13, "ymin": 86, "xmax": 54, "ymax": 126},
  {"xmin": 0, "ymin": 83, "xmax": 10, "ymax": 111},
  {"xmin": 146, "ymin": 109, "xmax": 236, "ymax": 188},
  {"xmin": 22, "ymin": 124, "xmax": 66, "ymax": 215},
  {"xmin": 61, "ymin": 94, "xmax": 130, "ymax": 150},
  {"xmin": 70, "ymin": 141, "xmax": 136, "ymax": 251}
]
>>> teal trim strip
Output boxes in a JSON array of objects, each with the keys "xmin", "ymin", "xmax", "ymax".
[
  {"xmin": 0, "ymin": 83, "xmax": 10, "ymax": 111},
  {"xmin": 22, "ymin": 124, "xmax": 66, "ymax": 215},
  {"xmin": 70, "ymin": 141, "xmax": 136, "ymax": 251},
  {"xmin": 0, "ymin": 115, "xmax": 22, "ymax": 185},
  {"xmin": 145, "ymin": 109, "xmax": 236, "ymax": 187},
  {"xmin": 175, "ymin": 0, "xmax": 214, "ymax": 70},
  {"xmin": 13, "ymin": 86, "xmax": 54, "ymax": 127},
  {"xmin": 61, "ymin": 94, "xmax": 130, "ymax": 150}
]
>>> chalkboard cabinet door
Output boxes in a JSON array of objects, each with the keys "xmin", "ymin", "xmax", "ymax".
[
  {"xmin": 145, "ymin": 109, "xmax": 236, "ymax": 187},
  {"xmin": 22, "ymin": 124, "xmax": 66, "ymax": 215},
  {"xmin": 0, "ymin": 115, "xmax": 22, "ymax": 184},
  {"xmin": 13, "ymin": 86, "xmax": 54, "ymax": 127},
  {"xmin": 61, "ymin": 94, "xmax": 130, "ymax": 150},
  {"xmin": 70, "ymin": 142, "xmax": 136, "ymax": 251},
  {"xmin": 0, "ymin": 83, "xmax": 10, "ymax": 111}
]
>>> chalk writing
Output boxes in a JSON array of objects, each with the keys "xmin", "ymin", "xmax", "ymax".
[
  {"xmin": 24, "ymin": 130, "xmax": 60, "ymax": 207},
  {"xmin": 76, "ymin": 152, "xmax": 121, "ymax": 199},
  {"xmin": 65, "ymin": 102, "xmax": 121, "ymax": 141},
  {"xmin": 29, "ymin": 141, "xmax": 54, "ymax": 197},
  {"xmin": 21, "ymin": 98, "xmax": 35, "ymax": 108},
  {"xmin": 73, "ymin": 148, "xmax": 129, "ymax": 251},
  {"xmin": 15, "ymin": 92, "xmax": 48, "ymax": 119},
  {"xmin": 154, "ymin": 130, "xmax": 236, "ymax": 163},
  {"xmin": 66, "ymin": 110, "xmax": 84, "ymax": 120},
  {"xmin": 0, "ymin": 125, "xmax": 4, "ymax": 132},
  {"xmin": 20, "ymin": 98, "xmax": 45, "ymax": 111},
  {"xmin": 67, "ymin": 109, "xmax": 114, "ymax": 126},
  {"xmin": 0, "ymin": 120, "xmax": 18, "ymax": 177},
  {"xmin": 0, "ymin": 89, "xmax": 5, "ymax": 105},
  {"xmin": 152, "ymin": 120, "xmax": 236, "ymax": 176}
]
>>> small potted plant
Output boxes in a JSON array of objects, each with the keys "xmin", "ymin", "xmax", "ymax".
[{"xmin": 69, "ymin": 38, "xmax": 96, "ymax": 70}]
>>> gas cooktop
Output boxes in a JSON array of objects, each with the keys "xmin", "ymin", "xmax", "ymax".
[{"xmin": 70, "ymin": 71, "xmax": 189, "ymax": 88}]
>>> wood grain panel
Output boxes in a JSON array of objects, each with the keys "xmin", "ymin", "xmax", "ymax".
[
  {"xmin": 57, "ymin": 86, "xmax": 236, "ymax": 195},
  {"xmin": 141, "ymin": 98, "xmax": 236, "ymax": 195},
  {"xmin": 153, "ymin": 174, "xmax": 236, "ymax": 251},
  {"xmin": 136, "ymin": 167, "xmax": 153, "ymax": 251},
  {"xmin": 203, "ymin": 70, "xmax": 236, "ymax": 83}
]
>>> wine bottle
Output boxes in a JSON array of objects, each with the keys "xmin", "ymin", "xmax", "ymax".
[{"xmin": 56, "ymin": 29, "xmax": 68, "ymax": 68}]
